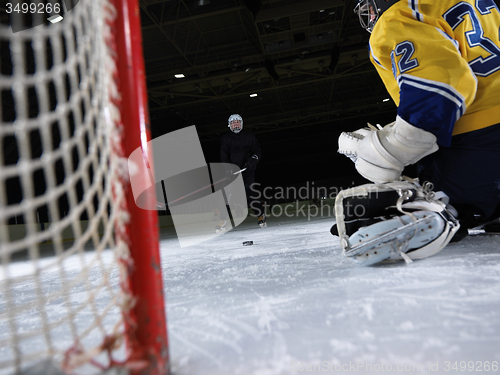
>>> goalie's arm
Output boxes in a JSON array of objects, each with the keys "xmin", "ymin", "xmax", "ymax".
[{"xmin": 370, "ymin": 12, "xmax": 478, "ymax": 147}]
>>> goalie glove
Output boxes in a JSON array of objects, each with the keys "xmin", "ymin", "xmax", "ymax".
[
  {"xmin": 332, "ymin": 178, "xmax": 460, "ymax": 266},
  {"xmin": 338, "ymin": 116, "xmax": 439, "ymax": 183}
]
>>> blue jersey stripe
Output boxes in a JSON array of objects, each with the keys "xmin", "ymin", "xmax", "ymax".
[
  {"xmin": 369, "ymin": 42, "xmax": 385, "ymax": 69},
  {"xmin": 398, "ymin": 74, "xmax": 467, "ymax": 113},
  {"xmin": 435, "ymin": 28, "xmax": 461, "ymax": 52},
  {"xmin": 397, "ymin": 75, "xmax": 468, "ymax": 146},
  {"xmin": 408, "ymin": 0, "xmax": 423, "ymax": 22}
]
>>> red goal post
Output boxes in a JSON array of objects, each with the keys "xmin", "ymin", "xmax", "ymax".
[
  {"xmin": 113, "ymin": 0, "xmax": 169, "ymax": 373},
  {"xmin": 0, "ymin": 0, "xmax": 169, "ymax": 374}
]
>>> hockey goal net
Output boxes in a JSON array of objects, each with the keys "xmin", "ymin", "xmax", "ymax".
[{"xmin": 0, "ymin": 1, "xmax": 168, "ymax": 374}]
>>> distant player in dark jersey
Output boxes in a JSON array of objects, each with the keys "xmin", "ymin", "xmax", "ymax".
[
  {"xmin": 217, "ymin": 114, "xmax": 266, "ymax": 231},
  {"xmin": 339, "ymin": 0, "xmax": 500, "ymax": 240}
]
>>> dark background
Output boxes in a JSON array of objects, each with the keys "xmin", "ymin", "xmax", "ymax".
[
  {"xmin": 137, "ymin": 0, "xmax": 398, "ymax": 189},
  {"xmin": 0, "ymin": 0, "xmax": 402, "ymax": 222}
]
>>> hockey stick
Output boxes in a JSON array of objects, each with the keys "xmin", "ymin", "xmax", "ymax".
[
  {"xmin": 468, "ymin": 217, "xmax": 500, "ymax": 235},
  {"xmin": 166, "ymin": 168, "xmax": 246, "ymax": 206}
]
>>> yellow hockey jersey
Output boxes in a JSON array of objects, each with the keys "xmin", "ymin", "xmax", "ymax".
[{"xmin": 369, "ymin": 0, "xmax": 500, "ymax": 146}]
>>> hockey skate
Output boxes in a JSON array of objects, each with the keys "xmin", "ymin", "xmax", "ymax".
[
  {"xmin": 258, "ymin": 214, "xmax": 267, "ymax": 228},
  {"xmin": 215, "ymin": 220, "xmax": 227, "ymax": 233},
  {"xmin": 333, "ymin": 178, "xmax": 460, "ymax": 266}
]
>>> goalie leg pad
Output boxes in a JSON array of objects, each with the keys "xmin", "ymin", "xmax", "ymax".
[
  {"xmin": 345, "ymin": 211, "xmax": 446, "ymax": 266},
  {"xmin": 334, "ymin": 179, "xmax": 460, "ymax": 266}
]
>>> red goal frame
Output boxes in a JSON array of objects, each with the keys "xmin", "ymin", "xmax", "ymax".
[{"xmin": 112, "ymin": 0, "xmax": 169, "ymax": 373}]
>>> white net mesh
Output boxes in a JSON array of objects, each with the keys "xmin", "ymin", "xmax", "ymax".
[{"xmin": 0, "ymin": 1, "xmax": 133, "ymax": 373}]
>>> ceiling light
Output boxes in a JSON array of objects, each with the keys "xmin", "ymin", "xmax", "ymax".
[
  {"xmin": 383, "ymin": 98, "xmax": 390, "ymax": 102},
  {"xmin": 249, "ymin": 93, "xmax": 258, "ymax": 97},
  {"xmin": 48, "ymin": 14, "xmax": 63, "ymax": 23},
  {"xmin": 175, "ymin": 74, "xmax": 185, "ymax": 78}
]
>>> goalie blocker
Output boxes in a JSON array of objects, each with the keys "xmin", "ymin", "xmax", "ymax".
[{"xmin": 331, "ymin": 178, "xmax": 460, "ymax": 266}]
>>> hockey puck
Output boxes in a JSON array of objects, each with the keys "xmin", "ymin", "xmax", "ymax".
[{"xmin": 243, "ymin": 241, "xmax": 253, "ymax": 246}]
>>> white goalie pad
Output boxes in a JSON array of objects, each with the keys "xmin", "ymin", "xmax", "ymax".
[{"xmin": 334, "ymin": 178, "xmax": 460, "ymax": 266}]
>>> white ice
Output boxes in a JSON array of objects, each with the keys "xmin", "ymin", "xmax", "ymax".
[
  {"xmin": 161, "ymin": 212, "xmax": 500, "ymax": 375},
  {"xmin": 2, "ymin": 210, "xmax": 500, "ymax": 375}
]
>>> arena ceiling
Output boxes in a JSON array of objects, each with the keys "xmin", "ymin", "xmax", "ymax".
[
  {"xmin": 0, "ymin": 0, "xmax": 398, "ymax": 185},
  {"xmin": 139, "ymin": 0, "xmax": 397, "ymax": 182}
]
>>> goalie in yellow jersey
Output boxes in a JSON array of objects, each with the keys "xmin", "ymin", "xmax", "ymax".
[{"xmin": 333, "ymin": 0, "xmax": 500, "ymax": 265}]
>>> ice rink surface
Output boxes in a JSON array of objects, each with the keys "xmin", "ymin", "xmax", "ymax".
[
  {"xmin": 1, "ymin": 210, "xmax": 499, "ymax": 375},
  {"xmin": 161, "ymin": 212, "xmax": 500, "ymax": 375}
]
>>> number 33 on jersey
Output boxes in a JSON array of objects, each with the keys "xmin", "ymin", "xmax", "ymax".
[{"xmin": 368, "ymin": 0, "xmax": 500, "ymax": 146}]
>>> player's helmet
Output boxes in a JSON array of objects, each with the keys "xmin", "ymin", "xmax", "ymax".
[
  {"xmin": 354, "ymin": 0, "xmax": 399, "ymax": 33},
  {"xmin": 228, "ymin": 114, "xmax": 243, "ymax": 133}
]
